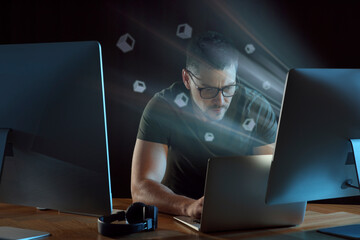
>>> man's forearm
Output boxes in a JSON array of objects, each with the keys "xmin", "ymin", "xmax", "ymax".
[
  {"xmin": 131, "ymin": 179, "xmax": 195, "ymax": 216},
  {"xmin": 253, "ymin": 143, "xmax": 275, "ymax": 155}
]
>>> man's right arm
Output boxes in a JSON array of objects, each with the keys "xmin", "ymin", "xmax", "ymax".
[{"xmin": 131, "ymin": 139, "xmax": 203, "ymax": 218}]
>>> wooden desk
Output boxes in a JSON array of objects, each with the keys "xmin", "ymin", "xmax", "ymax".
[{"xmin": 1, "ymin": 199, "xmax": 360, "ymax": 239}]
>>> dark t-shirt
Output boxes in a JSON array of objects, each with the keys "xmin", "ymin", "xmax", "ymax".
[{"xmin": 137, "ymin": 82, "xmax": 277, "ymax": 199}]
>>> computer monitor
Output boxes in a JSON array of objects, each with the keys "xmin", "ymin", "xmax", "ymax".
[
  {"xmin": 266, "ymin": 68, "xmax": 360, "ymax": 238},
  {"xmin": 0, "ymin": 41, "xmax": 112, "ymax": 217}
]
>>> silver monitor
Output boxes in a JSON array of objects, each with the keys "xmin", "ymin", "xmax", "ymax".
[{"xmin": 0, "ymin": 41, "xmax": 112, "ymax": 217}]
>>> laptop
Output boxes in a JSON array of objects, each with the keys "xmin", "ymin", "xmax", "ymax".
[{"xmin": 174, "ymin": 155, "xmax": 306, "ymax": 232}]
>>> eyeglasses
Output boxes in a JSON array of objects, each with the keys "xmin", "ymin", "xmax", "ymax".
[{"xmin": 186, "ymin": 69, "xmax": 239, "ymax": 99}]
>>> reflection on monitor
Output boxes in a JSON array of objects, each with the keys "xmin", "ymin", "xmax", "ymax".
[
  {"xmin": 0, "ymin": 41, "xmax": 112, "ymax": 217},
  {"xmin": 266, "ymin": 68, "xmax": 360, "ymax": 238}
]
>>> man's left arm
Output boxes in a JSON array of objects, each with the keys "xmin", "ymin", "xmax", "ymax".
[
  {"xmin": 253, "ymin": 143, "xmax": 275, "ymax": 155},
  {"xmin": 252, "ymin": 97, "xmax": 278, "ymax": 155}
]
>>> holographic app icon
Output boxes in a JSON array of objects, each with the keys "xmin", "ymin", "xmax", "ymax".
[
  {"xmin": 242, "ymin": 118, "xmax": 256, "ymax": 132},
  {"xmin": 133, "ymin": 80, "xmax": 146, "ymax": 93},
  {"xmin": 176, "ymin": 23, "xmax": 192, "ymax": 39},
  {"xmin": 262, "ymin": 81, "xmax": 271, "ymax": 90},
  {"xmin": 245, "ymin": 43, "xmax": 255, "ymax": 54},
  {"xmin": 174, "ymin": 92, "xmax": 189, "ymax": 108},
  {"xmin": 116, "ymin": 33, "xmax": 135, "ymax": 53},
  {"xmin": 204, "ymin": 132, "xmax": 215, "ymax": 142}
]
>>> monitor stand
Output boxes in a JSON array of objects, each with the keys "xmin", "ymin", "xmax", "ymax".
[
  {"xmin": 0, "ymin": 129, "xmax": 10, "ymax": 177},
  {"xmin": 348, "ymin": 139, "xmax": 360, "ymax": 190},
  {"xmin": 0, "ymin": 129, "xmax": 50, "ymax": 239},
  {"xmin": 317, "ymin": 139, "xmax": 360, "ymax": 239}
]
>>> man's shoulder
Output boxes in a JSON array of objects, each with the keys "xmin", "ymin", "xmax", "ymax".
[
  {"xmin": 153, "ymin": 82, "xmax": 190, "ymax": 107},
  {"xmin": 156, "ymin": 82, "xmax": 188, "ymax": 98},
  {"xmin": 143, "ymin": 82, "xmax": 191, "ymax": 117},
  {"xmin": 241, "ymin": 85, "xmax": 272, "ymax": 109}
]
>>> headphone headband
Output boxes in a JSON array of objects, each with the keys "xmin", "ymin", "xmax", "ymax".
[{"xmin": 97, "ymin": 202, "xmax": 158, "ymax": 237}]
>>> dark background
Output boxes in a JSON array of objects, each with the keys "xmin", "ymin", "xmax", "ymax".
[{"xmin": 1, "ymin": 0, "xmax": 360, "ymax": 199}]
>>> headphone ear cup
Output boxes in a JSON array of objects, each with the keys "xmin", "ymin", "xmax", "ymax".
[
  {"xmin": 147, "ymin": 205, "xmax": 158, "ymax": 229},
  {"xmin": 126, "ymin": 202, "xmax": 147, "ymax": 224}
]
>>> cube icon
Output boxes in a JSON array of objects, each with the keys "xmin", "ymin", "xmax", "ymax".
[
  {"xmin": 174, "ymin": 92, "xmax": 189, "ymax": 108},
  {"xmin": 245, "ymin": 43, "xmax": 255, "ymax": 54},
  {"xmin": 176, "ymin": 23, "xmax": 192, "ymax": 39},
  {"xmin": 242, "ymin": 118, "xmax": 256, "ymax": 132},
  {"xmin": 262, "ymin": 81, "xmax": 271, "ymax": 90},
  {"xmin": 116, "ymin": 33, "xmax": 135, "ymax": 53},
  {"xmin": 133, "ymin": 80, "xmax": 146, "ymax": 93},
  {"xmin": 204, "ymin": 132, "xmax": 215, "ymax": 142}
]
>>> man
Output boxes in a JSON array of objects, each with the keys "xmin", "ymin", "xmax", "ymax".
[{"xmin": 131, "ymin": 31, "xmax": 277, "ymax": 219}]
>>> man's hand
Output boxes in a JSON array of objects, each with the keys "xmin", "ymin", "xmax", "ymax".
[
  {"xmin": 253, "ymin": 143, "xmax": 275, "ymax": 155},
  {"xmin": 185, "ymin": 196, "xmax": 204, "ymax": 219}
]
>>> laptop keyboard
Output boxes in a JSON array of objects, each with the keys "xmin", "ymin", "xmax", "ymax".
[{"xmin": 192, "ymin": 219, "xmax": 200, "ymax": 224}]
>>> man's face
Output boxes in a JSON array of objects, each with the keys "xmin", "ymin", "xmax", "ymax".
[{"xmin": 186, "ymin": 64, "xmax": 237, "ymax": 121}]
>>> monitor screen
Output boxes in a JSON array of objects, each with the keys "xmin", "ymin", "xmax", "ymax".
[
  {"xmin": 266, "ymin": 68, "xmax": 360, "ymax": 205},
  {"xmin": 0, "ymin": 41, "xmax": 112, "ymax": 216}
]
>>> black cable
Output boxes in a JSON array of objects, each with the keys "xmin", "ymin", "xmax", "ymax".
[{"xmin": 344, "ymin": 180, "xmax": 360, "ymax": 190}]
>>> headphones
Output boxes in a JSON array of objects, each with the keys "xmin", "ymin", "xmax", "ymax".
[{"xmin": 97, "ymin": 202, "xmax": 158, "ymax": 237}]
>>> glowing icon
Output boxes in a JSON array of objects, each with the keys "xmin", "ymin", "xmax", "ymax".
[
  {"xmin": 262, "ymin": 81, "xmax": 271, "ymax": 90},
  {"xmin": 245, "ymin": 44, "xmax": 255, "ymax": 54},
  {"xmin": 133, "ymin": 80, "xmax": 146, "ymax": 93},
  {"xmin": 242, "ymin": 118, "xmax": 256, "ymax": 132},
  {"xmin": 116, "ymin": 33, "xmax": 135, "ymax": 53},
  {"xmin": 174, "ymin": 93, "xmax": 189, "ymax": 108},
  {"xmin": 176, "ymin": 23, "xmax": 192, "ymax": 39},
  {"xmin": 204, "ymin": 132, "xmax": 215, "ymax": 142}
]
